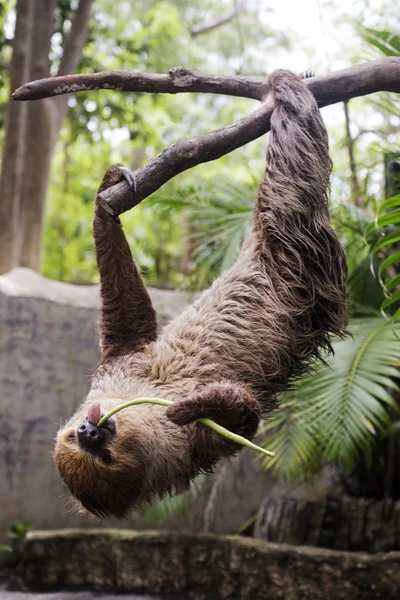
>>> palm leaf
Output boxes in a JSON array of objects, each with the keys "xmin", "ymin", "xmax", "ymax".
[
  {"xmin": 262, "ymin": 317, "xmax": 400, "ymax": 478},
  {"xmin": 148, "ymin": 178, "xmax": 256, "ymax": 285},
  {"xmin": 359, "ymin": 28, "xmax": 400, "ymax": 57},
  {"xmin": 367, "ymin": 194, "xmax": 400, "ymax": 320}
]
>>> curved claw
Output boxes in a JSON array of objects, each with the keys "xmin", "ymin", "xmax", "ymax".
[
  {"xmin": 300, "ymin": 69, "xmax": 315, "ymax": 80},
  {"xmin": 119, "ymin": 166, "xmax": 137, "ymax": 195}
]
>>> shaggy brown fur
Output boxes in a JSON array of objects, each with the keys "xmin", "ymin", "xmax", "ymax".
[{"xmin": 55, "ymin": 70, "xmax": 347, "ymax": 518}]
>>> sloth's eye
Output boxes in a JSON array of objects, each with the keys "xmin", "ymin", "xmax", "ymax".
[{"xmin": 67, "ymin": 431, "xmax": 76, "ymax": 443}]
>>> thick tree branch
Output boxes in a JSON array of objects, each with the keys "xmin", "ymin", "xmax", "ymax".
[
  {"xmin": 13, "ymin": 66, "xmax": 268, "ymax": 101},
  {"xmin": 97, "ymin": 97, "xmax": 274, "ymax": 215},
  {"xmin": 13, "ymin": 58, "xmax": 400, "ymax": 103},
  {"xmin": 13, "ymin": 57, "xmax": 400, "ymax": 217}
]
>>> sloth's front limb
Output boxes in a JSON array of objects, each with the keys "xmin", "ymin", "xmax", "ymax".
[
  {"xmin": 94, "ymin": 164, "xmax": 157, "ymax": 363},
  {"xmin": 166, "ymin": 382, "xmax": 261, "ymax": 464}
]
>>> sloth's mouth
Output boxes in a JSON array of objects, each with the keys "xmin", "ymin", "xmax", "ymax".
[
  {"xmin": 77, "ymin": 414, "xmax": 116, "ymax": 456},
  {"xmin": 99, "ymin": 416, "xmax": 116, "ymax": 435}
]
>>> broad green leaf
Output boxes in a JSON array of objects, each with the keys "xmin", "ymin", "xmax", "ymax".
[{"xmin": 262, "ymin": 318, "xmax": 400, "ymax": 477}]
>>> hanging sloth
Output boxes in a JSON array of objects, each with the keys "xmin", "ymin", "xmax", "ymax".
[{"xmin": 55, "ymin": 70, "xmax": 348, "ymax": 517}]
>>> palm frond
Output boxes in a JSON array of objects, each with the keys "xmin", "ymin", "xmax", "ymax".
[
  {"xmin": 367, "ymin": 194, "xmax": 400, "ymax": 321},
  {"xmin": 359, "ymin": 28, "xmax": 400, "ymax": 57},
  {"xmin": 262, "ymin": 318, "xmax": 400, "ymax": 478}
]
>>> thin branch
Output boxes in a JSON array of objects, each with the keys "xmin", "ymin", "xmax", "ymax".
[
  {"xmin": 12, "ymin": 58, "xmax": 400, "ymax": 104},
  {"xmin": 191, "ymin": 10, "xmax": 237, "ymax": 37},
  {"xmin": 343, "ymin": 100, "xmax": 363, "ymax": 209}
]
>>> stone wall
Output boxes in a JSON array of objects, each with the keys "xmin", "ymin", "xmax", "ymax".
[
  {"xmin": 0, "ymin": 268, "xmax": 193, "ymax": 539},
  {"xmin": 5, "ymin": 529, "xmax": 400, "ymax": 600}
]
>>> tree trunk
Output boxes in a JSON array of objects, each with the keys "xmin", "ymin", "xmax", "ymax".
[
  {"xmin": 0, "ymin": 0, "xmax": 94, "ymax": 274},
  {"xmin": 0, "ymin": 0, "xmax": 35, "ymax": 273},
  {"xmin": 17, "ymin": 0, "xmax": 57, "ymax": 269},
  {"xmin": 254, "ymin": 495, "xmax": 400, "ymax": 553}
]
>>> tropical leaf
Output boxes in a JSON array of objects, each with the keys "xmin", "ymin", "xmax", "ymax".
[
  {"xmin": 262, "ymin": 317, "xmax": 400, "ymax": 478},
  {"xmin": 359, "ymin": 28, "xmax": 400, "ymax": 57},
  {"xmin": 149, "ymin": 178, "xmax": 256, "ymax": 287},
  {"xmin": 367, "ymin": 194, "xmax": 400, "ymax": 321}
]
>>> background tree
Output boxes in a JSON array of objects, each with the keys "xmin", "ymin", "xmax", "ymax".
[{"xmin": 0, "ymin": 0, "xmax": 94, "ymax": 273}]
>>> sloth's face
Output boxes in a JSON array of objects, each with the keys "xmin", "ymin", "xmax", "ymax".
[{"xmin": 54, "ymin": 403, "xmax": 147, "ymax": 518}]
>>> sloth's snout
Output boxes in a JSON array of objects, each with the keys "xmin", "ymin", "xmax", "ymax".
[{"xmin": 77, "ymin": 419, "xmax": 107, "ymax": 453}]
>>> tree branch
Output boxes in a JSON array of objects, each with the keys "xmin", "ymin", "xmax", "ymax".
[
  {"xmin": 191, "ymin": 10, "xmax": 237, "ymax": 37},
  {"xmin": 97, "ymin": 97, "xmax": 274, "ymax": 215},
  {"xmin": 13, "ymin": 57, "xmax": 400, "ymax": 216},
  {"xmin": 13, "ymin": 66, "xmax": 268, "ymax": 101},
  {"xmin": 12, "ymin": 58, "xmax": 400, "ymax": 104},
  {"xmin": 343, "ymin": 100, "xmax": 363, "ymax": 209}
]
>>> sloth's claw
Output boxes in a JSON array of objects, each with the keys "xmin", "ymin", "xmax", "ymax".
[
  {"xmin": 300, "ymin": 69, "xmax": 315, "ymax": 79},
  {"xmin": 119, "ymin": 165, "xmax": 137, "ymax": 195}
]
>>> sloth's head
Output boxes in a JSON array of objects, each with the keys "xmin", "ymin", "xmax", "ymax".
[{"xmin": 54, "ymin": 401, "xmax": 148, "ymax": 518}]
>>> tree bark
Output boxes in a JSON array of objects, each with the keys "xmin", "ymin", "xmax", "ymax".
[
  {"xmin": 254, "ymin": 495, "xmax": 400, "ymax": 553},
  {"xmin": 0, "ymin": 0, "xmax": 35, "ymax": 273},
  {"xmin": 17, "ymin": 0, "xmax": 58, "ymax": 269},
  {"xmin": 0, "ymin": 0, "xmax": 94, "ymax": 274},
  {"xmin": 14, "ymin": 57, "xmax": 400, "ymax": 103}
]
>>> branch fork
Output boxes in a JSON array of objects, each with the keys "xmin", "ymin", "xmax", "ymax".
[{"xmin": 13, "ymin": 57, "xmax": 400, "ymax": 215}]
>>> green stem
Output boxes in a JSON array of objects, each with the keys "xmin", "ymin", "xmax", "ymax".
[{"xmin": 97, "ymin": 397, "xmax": 275, "ymax": 458}]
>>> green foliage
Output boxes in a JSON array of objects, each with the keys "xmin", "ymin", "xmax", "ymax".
[
  {"xmin": 0, "ymin": 0, "xmax": 13, "ymax": 132},
  {"xmin": 366, "ymin": 194, "xmax": 400, "ymax": 322},
  {"xmin": 359, "ymin": 28, "xmax": 400, "ymax": 57},
  {"xmin": 41, "ymin": 134, "xmax": 112, "ymax": 283},
  {"xmin": 262, "ymin": 317, "xmax": 400, "ymax": 480},
  {"xmin": 131, "ymin": 474, "xmax": 207, "ymax": 525},
  {"xmin": 331, "ymin": 202, "xmax": 385, "ymax": 315},
  {"xmin": 149, "ymin": 179, "xmax": 256, "ymax": 288},
  {"xmin": 0, "ymin": 519, "xmax": 31, "ymax": 555}
]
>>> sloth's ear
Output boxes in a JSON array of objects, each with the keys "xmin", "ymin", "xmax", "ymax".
[{"xmin": 165, "ymin": 382, "xmax": 260, "ymax": 437}]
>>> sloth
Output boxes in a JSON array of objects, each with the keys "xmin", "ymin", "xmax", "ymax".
[{"xmin": 55, "ymin": 70, "xmax": 347, "ymax": 518}]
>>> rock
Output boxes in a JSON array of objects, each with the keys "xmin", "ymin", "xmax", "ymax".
[{"xmin": 5, "ymin": 529, "xmax": 400, "ymax": 600}]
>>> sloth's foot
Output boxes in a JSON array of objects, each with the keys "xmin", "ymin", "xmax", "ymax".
[
  {"xmin": 96, "ymin": 164, "xmax": 136, "ymax": 223},
  {"xmin": 166, "ymin": 382, "xmax": 261, "ymax": 459}
]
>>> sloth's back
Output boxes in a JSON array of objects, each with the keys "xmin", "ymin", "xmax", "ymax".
[{"xmin": 143, "ymin": 240, "xmax": 289, "ymax": 404}]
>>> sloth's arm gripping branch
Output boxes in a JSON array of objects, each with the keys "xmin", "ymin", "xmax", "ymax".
[{"xmin": 94, "ymin": 164, "xmax": 157, "ymax": 363}]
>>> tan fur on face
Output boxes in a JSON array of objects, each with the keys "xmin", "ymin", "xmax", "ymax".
[{"xmin": 55, "ymin": 71, "xmax": 348, "ymax": 518}]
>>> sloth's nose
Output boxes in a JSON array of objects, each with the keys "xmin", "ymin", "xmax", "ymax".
[{"xmin": 77, "ymin": 419, "xmax": 107, "ymax": 453}]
